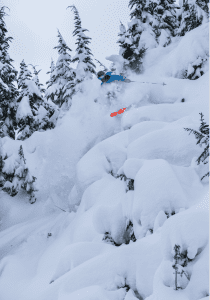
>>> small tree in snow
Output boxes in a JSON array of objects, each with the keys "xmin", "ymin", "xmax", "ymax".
[
  {"xmin": 45, "ymin": 58, "xmax": 56, "ymax": 101},
  {"xmin": 67, "ymin": 5, "xmax": 96, "ymax": 91},
  {"xmin": 117, "ymin": 22, "xmax": 134, "ymax": 74},
  {"xmin": 16, "ymin": 60, "xmax": 56, "ymax": 140},
  {"xmin": 0, "ymin": 6, "xmax": 19, "ymax": 139},
  {"xmin": 45, "ymin": 30, "xmax": 75, "ymax": 108},
  {"xmin": 124, "ymin": 220, "xmax": 136, "ymax": 244},
  {"xmin": 17, "ymin": 60, "xmax": 33, "ymax": 94},
  {"xmin": 184, "ymin": 56, "xmax": 208, "ymax": 80},
  {"xmin": 184, "ymin": 113, "xmax": 209, "ymax": 180},
  {"xmin": 2, "ymin": 145, "xmax": 37, "ymax": 203},
  {"xmin": 172, "ymin": 244, "xmax": 191, "ymax": 290},
  {"xmin": 29, "ymin": 64, "xmax": 45, "ymax": 95}
]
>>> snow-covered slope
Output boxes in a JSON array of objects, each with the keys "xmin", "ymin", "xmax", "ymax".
[{"xmin": 0, "ymin": 24, "xmax": 209, "ymax": 300}]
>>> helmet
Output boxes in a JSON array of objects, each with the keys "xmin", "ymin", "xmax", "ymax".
[{"xmin": 97, "ymin": 71, "xmax": 105, "ymax": 78}]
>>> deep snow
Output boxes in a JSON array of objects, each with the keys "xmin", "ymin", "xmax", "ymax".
[{"xmin": 0, "ymin": 23, "xmax": 209, "ymax": 300}]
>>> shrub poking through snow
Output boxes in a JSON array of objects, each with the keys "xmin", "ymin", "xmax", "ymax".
[
  {"xmin": 113, "ymin": 173, "xmax": 135, "ymax": 193},
  {"xmin": 102, "ymin": 220, "xmax": 136, "ymax": 246},
  {"xmin": 2, "ymin": 145, "xmax": 38, "ymax": 203},
  {"xmin": 184, "ymin": 56, "xmax": 208, "ymax": 80},
  {"xmin": 172, "ymin": 244, "xmax": 191, "ymax": 290},
  {"xmin": 102, "ymin": 232, "xmax": 120, "ymax": 246},
  {"xmin": 124, "ymin": 220, "xmax": 136, "ymax": 243},
  {"xmin": 164, "ymin": 210, "xmax": 175, "ymax": 218},
  {"xmin": 127, "ymin": 179, "xmax": 134, "ymax": 191},
  {"xmin": 184, "ymin": 113, "xmax": 209, "ymax": 180}
]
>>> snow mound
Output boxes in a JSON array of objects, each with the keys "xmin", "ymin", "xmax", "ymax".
[
  {"xmin": 58, "ymin": 285, "xmax": 126, "ymax": 300},
  {"xmin": 128, "ymin": 121, "xmax": 168, "ymax": 143},
  {"xmin": 76, "ymin": 131, "xmax": 129, "ymax": 187},
  {"xmin": 51, "ymin": 242, "xmax": 114, "ymax": 282},
  {"xmin": 121, "ymin": 101, "xmax": 202, "ymax": 130},
  {"xmin": 127, "ymin": 125, "xmax": 201, "ymax": 166},
  {"xmin": 132, "ymin": 159, "xmax": 189, "ymax": 237},
  {"xmin": 161, "ymin": 206, "xmax": 209, "ymax": 261},
  {"xmin": 93, "ymin": 203, "xmax": 126, "ymax": 245},
  {"xmin": 148, "ymin": 207, "xmax": 209, "ymax": 300}
]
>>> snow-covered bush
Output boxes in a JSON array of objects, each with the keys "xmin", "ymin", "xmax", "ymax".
[
  {"xmin": 1, "ymin": 145, "xmax": 37, "ymax": 203},
  {"xmin": 148, "ymin": 206, "xmax": 209, "ymax": 299},
  {"xmin": 184, "ymin": 56, "xmax": 208, "ymax": 80},
  {"xmin": 184, "ymin": 113, "xmax": 209, "ymax": 180}
]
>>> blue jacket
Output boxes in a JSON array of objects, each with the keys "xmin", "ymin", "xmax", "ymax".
[{"xmin": 98, "ymin": 72, "xmax": 127, "ymax": 85}]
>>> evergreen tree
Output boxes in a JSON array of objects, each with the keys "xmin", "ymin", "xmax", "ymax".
[
  {"xmin": 45, "ymin": 30, "xmax": 75, "ymax": 108},
  {"xmin": 127, "ymin": 0, "xmax": 178, "ymax": 73},
  {"xmin": 0, "ymin": 142, "xmax": 5, "ymax": 187},
  {"xmin": 16, "ymin": 60, "xmax": 56, "ymax": 140},
  {"xmin": 172, "ymin": 245, "xmax": 190, "ymax": 290},
  {"xmin": 177, "ymin": 0, "xmax": 208, "ymax": 36},
  {"xmin": 184, "ymin": 113, "xmax": 209, "ymax": 180},
  {"xmin": 17, "ymin": 59, "xmax": 33, "ymax": 94},
  {"xmin": 117, "ymin": 22, "xmax": 134, "ymax": 74},
  {"xmin": 45, "ymin": 58, "xmax": 56, "ymax": 102},
  {"xmin": 127, "ymin": 0, "xmax": 151, "ymax": 73},
  {"xmin": 152, "ymin": 0, "xmax": 178, "ymax": 46},
  {"xmin": 2, "ymin": 145, "xmax": 37, "ymax": 203},
  {"xmin": 16, "ymin": 60, "xmax": 40, "ymax": 139},
  {"xmin": 124, "ymin": 220, "xmax": 136, "ymax": 244},
  {"xmin": 29, "ymin": 64, "xmax": 45, "ymax": 95},
  {"xmin": 0, "ymin": 6, "xmax": 19, "ymax": 139},
  {"xmin": 67, "ymin": 5, "xmax": 96, "ymax": 90}
]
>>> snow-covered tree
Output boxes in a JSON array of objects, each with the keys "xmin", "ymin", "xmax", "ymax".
[
  {"xmin": 184, "ymin": 113, "xmax": 209, "ymax": 180},
  {"xmin": 45, "ymin": 30, "xmax": 76, "ymax": 108},
  {"xmin": 152, "ymin": 0, "xmax": 178, "ymax": 46},
  {"xmin": 0, "ymin": 142, "xmax": 5, "ymax": 187},
  {"xmin": 127, "ymin": 0, "xmax": 152, "ymax": 74},
  {"xmin": 172, "ymin": 244, "xmax": 191, "ymax": 290},
  {"xmin": 16, "ymin": 60, "xmax": 56, "ymax": 140},
  {"xmin": 67, "ymin": 5, "xmax": 96, "ymax": 89},
  {"xmin": 117, "ymin": 22, "xmax": 134, "ymax": 74},
  {"xmin": 177, "ymin": 0, "xmax": 208, "ymax": 37},
  {"xmin": 184, "ymin": 56, "xmax": 208, "ymax": 80},
  {"xmin": 45, "ymin": 58, "xmax": 56, "ymax": 101},
  {"xmin": 127, "ymin": 0, "xmax": 178, "ymax": 71},
  {"xmin": 0, "ymin": 6, "xmax": 19, "ymax": 139},
  {"xmin": 29, "ymin": 64, "xmax": 45, "ymax": 95},
  {"xmin": 17, "ymin": 59, "xmax": 33, "ymax": 93},
  {"xmin": 2, "ymin": 145, "xmax": 37, "ymax": 203}
]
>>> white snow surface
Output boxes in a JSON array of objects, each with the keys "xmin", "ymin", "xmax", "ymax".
[
  {"xmin": 0, "ymin": 24, "xmax": 209, "ymax": 300},
  {"xmin": 16, "ymin": 96, "xmax": 33, "ymax": 120}
]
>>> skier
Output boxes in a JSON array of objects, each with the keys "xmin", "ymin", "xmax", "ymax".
[
  {"xmin": 97, "ymin": 71, "xmax": 133, "ymax": 85},
  {"xmin": 97, "ymin": 70, "xmax": 166, "ymax": 86}
]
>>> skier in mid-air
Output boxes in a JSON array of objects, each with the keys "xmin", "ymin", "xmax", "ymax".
[
  {"xmin": 97, "ymin": 70, "xmax": 134, "ymax": 85},
  {"xmin": 97, "ymin": 70, "xmax": 166, "ymax": 86}
]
